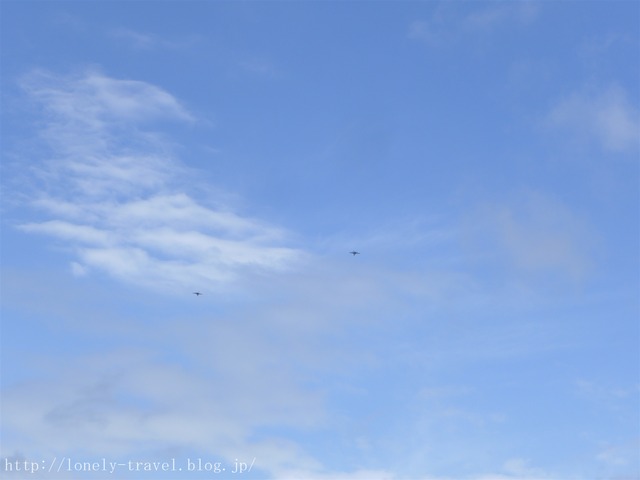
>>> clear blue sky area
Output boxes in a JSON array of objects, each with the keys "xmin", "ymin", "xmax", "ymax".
[{"xmin": 1, "ymin": 1, "xmax": 638, "ymax": 479}]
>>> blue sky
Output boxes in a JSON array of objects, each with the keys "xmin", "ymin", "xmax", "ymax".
[{"xmin": 1, "ymin": 1, "xmax": 638, "ymax": 479}]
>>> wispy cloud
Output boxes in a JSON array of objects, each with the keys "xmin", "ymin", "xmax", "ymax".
[
  {"xmin": 237, "ymin": 57, "xmax": 281, "ymax": 79},
  {"xmin": 16, "ymin": 69, "xmax": 302, "ymax": 292},
  {"xmin": 109, "ymin": 27, "xmax": 200, "ymax": 51},
  {"xmin": 24, "ymin": 69, "xmax": 194, "ymax": 126},
  {"xmin": 110, "ymin": 28, "xmax": 158, "ymax": 50},
  {"xmin": 466, "ymin": 190, "xmax": 596, "ymax": 283},
  {"xmin": 2, "ymin": 346, "xmax": 325, "ymax": 467},
  {"xmin": 596, "ymin": 440, "xmax": 640, "ymax": 469},
  {"xmin": 547, "ymin": 84, "xmax": 640, "ymax": 154},
  {"xmin": 408, "ymin": 2, "xmax": 539, "ymax": 46},
  {"xmin": 0, "ymin": 266, "xmax": 413, "ymax": 477},
  {"xmin": 462, "ymin": 1, "xmax": 539, "ymax": 32},
  {"xmin": 0, "ymin": 228, "xmax": 571, "ymax": 479}
]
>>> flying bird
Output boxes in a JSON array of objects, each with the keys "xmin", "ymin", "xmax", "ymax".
[
  {"xmin": 349, "ymin": 251, "xmax": 360, "ymax": 256},
  {"xmin": 193, "ymin": 292, "xmax": 203, "ymax": 296}
]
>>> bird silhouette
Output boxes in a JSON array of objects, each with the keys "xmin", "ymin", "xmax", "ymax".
[
  {"xmin": 193, "ymin": 292, "xmax": 203, "ymax": 296},
  {"xmin": 349, "ymin": 251, "xmax": 360, "ymax": 256}
]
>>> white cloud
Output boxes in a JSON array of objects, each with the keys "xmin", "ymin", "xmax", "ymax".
[
  {"xmin": 596, "ymin": 440, "xmax": 640, "ymax": 468},
  {"xmin": 109, "ymin": 27, "xmax": 200, "ymax": 51},
  {"xmin": 462, "ymin": 2, "xmax": 539, "ymax": 32},
  {"xmin": 0, "ymin": 243, "xmax": 584, "ymax": 480},
  {"xmin": 408, "ymin": 2, "xmax": 539, "ymax": 45},
  {"xmin": 16, "ymin": 69, "xmax": 302, "ymax": 292},
  {"xmin": 110, "ymin": 28, "xmax": 158, "ymax": 50},
  {"xmin": 22, "ymin": 69, "xmax": 193, "ymax": 126},
  {"xmin": 407, "ymin": 19, "xmax": 441, "ymax": 44},
  {"xmin": 238, "ymin": 57, "xmax": 280, "ymax": 78},
  {"xmin": 1, "ymin": 338, "xmax": 326, "ymax": 465},
  {"xmin": 468, "ymin": 190, "xmax": 596, "ymax": 282},
  {"xmin": 108, "ymin": 193, "xmax": 283, "ymax": 239},
  {"xmin": 547, "ymin": 84, "xmax": 640, "ymax": 153},
  {"xmin": 70, "ymin": 261, "xmax": 87, "ymax": 277},
  {"xmin": 407, "ymin": 4, "xmax": 454, "ymax": 47},
  {"xmin": 19, "ymin": 220, "xmax": 114, "ymax": 246},
  {"xmin": 82, "ymin": 73, "xmax": 193, "ymax": 122},
  {"xmin": 1, "ymin": 292, "xmax": 365, "ymax": 477}
]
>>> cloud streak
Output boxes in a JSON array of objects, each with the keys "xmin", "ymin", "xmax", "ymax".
[
  {"xmin": 408, "ymin": 2, "xmax": 539, "ymax": 46},
  {"xmin": 109, "ymin": 27, "xmax": 200, "ymax": 51},
  {"xmin": 16, "ymin": 69, "xmax": 302, "ymax": 292}
]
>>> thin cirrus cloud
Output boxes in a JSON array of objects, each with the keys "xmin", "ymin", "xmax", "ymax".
[
  {"xmin": 408, "ymin": 1, "xmax": 539, "ymax": 45},
  {"xmin": 465, "ymin": 190, "xmax": 595, "ymax": 283},
  {"xmin": 493, "ymin": 194, "xmax": 593, "ymax": 280},
  {"xmin": 547, "ymin": 84, "xmax": 640, "ymax": 154},
  {"xmin": 109, "ymin": 27, "xmax": 201, "ymax": 51},
  {"xmin": 109, "ymin": 27, "xmax": 163, "ymax": 50},
  {"xmin": 461, "ymin": 1, "xmax": 539, "ymax": 31},
  {"xmin": 17, "ymin": 69, "xmax": 302, "ymax": 292},
  {"xmin": 24, "ymin": 69, "xmax": 194, "ymax": 126}
]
